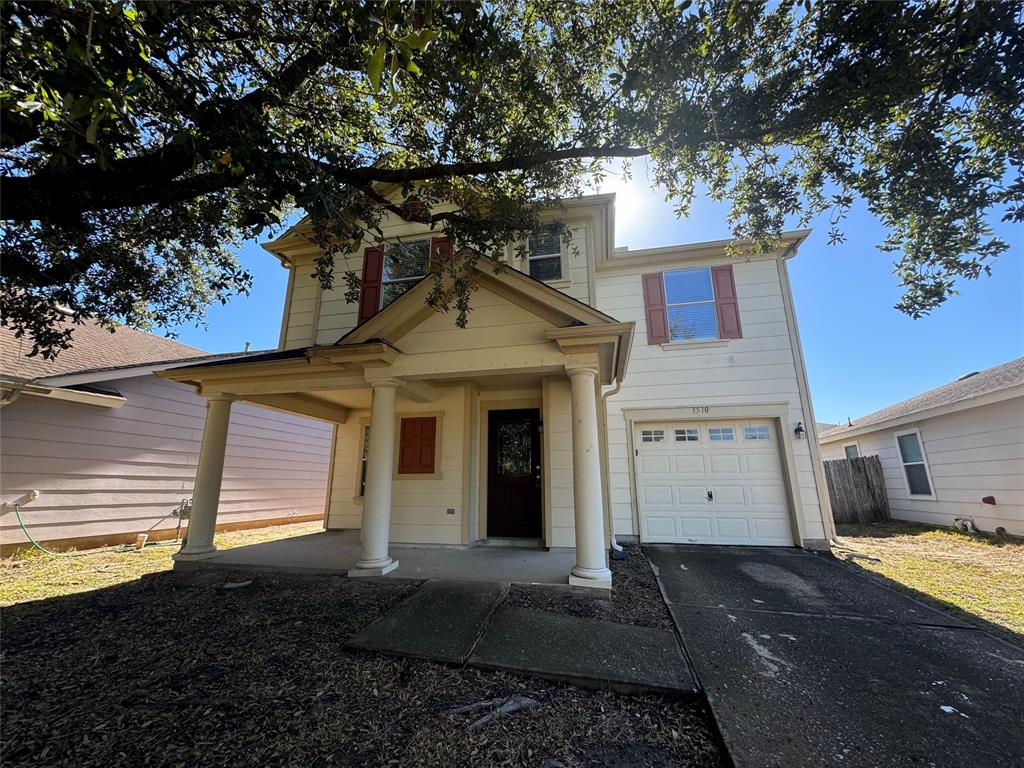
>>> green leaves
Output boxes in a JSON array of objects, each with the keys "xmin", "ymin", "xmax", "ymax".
[{"xmin": 2, "ymin": 0, "xmax": 1021, "ymax": 359}]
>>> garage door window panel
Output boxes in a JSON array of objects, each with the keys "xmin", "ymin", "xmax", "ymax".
[
  {"xmin": 744, "ymin": 426, "xmax": 771, "ymax": 441},
  {"xmin": 709, "ymin": 427, "xmax": 734, "ymax": 442}
]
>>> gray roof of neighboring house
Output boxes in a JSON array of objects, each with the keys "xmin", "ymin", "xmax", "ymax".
[
  {"xmin": 1, "ymin": 318, "xmax": 207, "ymax": 382},
  {"xmin": 815, "ymin": 421, "xmax": 837, "ymax": 434},
  {"xmin": 819, "ymin": 356, "xmax": 1024, "ymax": 441},
  {"xmin": 0, "ymin": 318, "xmax": 262, "ymax": 384}
]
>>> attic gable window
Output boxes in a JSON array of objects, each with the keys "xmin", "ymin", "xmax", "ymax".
[
  {"xmin": 381, "ymin": 239, "xmax": 430, "ymax": 308},
  {"xmin": 527, "ymin": 227, "xmax": 563, "ymax": 282}
]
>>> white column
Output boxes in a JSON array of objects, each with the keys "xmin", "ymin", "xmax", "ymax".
[
  {"xmin": 350, "ymin": 379, "xmax": 400, "ymax": 576},
  {"xmin": 567, "ymin": 366, "xmax": 612, "ymax": 589},
  {"xmin": 175, "ymin": 395, "xmax": 233, "ymax": 560}
]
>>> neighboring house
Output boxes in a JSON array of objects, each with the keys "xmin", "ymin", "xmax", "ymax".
[
  {"xmin": 820, "ymin": 357, "xmax": 1024, "ymax": 535},
  {"xmin": 0, "ymin": 320, "xmax": 333, "ymax": 554},
  {"xmin": 161, "ymin": 192, "xmax": 834, "ymax": 589}
]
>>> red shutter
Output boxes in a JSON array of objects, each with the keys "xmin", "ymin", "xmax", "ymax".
[
  {"xmin": 357, "ymin": 246, "xmax": 385, "ymax": 324},
  {"xmin": 398, "ymin": 417, "xmax": 436, "ymax": 474},
  {"xmin": 711, "ymin": 265, "xmax": 742, "ymax": 339},
  {"xmin": 430, "ymin": 237, "xmax": 452, "ymax": 264},
  {"xmin": 642, "ymin": 273, "xmax": 670, "ymax": 344}
]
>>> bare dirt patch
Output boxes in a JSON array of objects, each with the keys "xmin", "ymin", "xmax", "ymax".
[
  {"xmin": 2, "ymin": 568, "xmax": 723, "ymax": 767},
  {"xmin": 505, "ymin": 546, "xmax": 674, "ymax": 630}
]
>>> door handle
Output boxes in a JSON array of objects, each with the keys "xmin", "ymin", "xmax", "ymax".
[
  {"xmin": 535, "ymin": 466, "xmax": 542, "ymax": 488},
  {"xmin": 706, "ymin": 490, "xmax": 714, "ymax": 502}
]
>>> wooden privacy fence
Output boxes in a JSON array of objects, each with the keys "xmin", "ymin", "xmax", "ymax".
[{"xmin": 823, "ymin": 455, "xmax": 890, "ymax": 524}]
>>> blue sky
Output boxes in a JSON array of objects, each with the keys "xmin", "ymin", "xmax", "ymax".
[{"xmin": 162, "ymin": 161, "xmax": 1023, "ymax": 425}]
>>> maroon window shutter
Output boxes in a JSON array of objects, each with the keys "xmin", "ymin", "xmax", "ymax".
[
  {"xmin": 711, "ymin": 265, "xmax": 742, "ymax": 339},
  {"xmin": 398, "ymin": 417, "xmax": 436, "ymax": 474},
  {"xmin": 642, "ymin": 273, "xmax": 670, "ymax": 344},
  {"xmin": 357, "ymin": 246, "xmax": 385, "ymax": 324},
  {"xmin": 430, "ymin": 237, "xmax": 452, "ymax": 264}
]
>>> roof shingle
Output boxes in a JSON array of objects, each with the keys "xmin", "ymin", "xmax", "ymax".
[
  {"xmin": 1, "ymin": 318, "xmax": 208, "ymax": 382},
  {"xmin": 819, "ymin": 357, "xmax": 1024, "ymax": 441}
]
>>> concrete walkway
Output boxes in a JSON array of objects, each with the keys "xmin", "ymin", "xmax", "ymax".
[
  {"xmin": 646, "ymin": 545, "xmax": 1024, "ymax": 768},
  {"xmin": 345, "ymin": 579, "xmax": 699, "ymax": 698}
]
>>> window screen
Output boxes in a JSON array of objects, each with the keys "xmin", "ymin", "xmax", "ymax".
[
  {"xmin": 527, "ymin": 228, "xmax": 562, "ymax": 281},
  {"xmin": 897, "ymin": 432, "xmax": 932, "ymax": 495},
  {"xmin": 664, "ymin": 267, "xmax": 719, "ymax": 341},
  {"xmin": 382, "ymin": 240, "xmax": 430, "ymax": 307}
]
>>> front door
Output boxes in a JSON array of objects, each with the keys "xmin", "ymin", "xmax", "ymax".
[{"xmin": 487, "ymin": 409, "xmax": 542, "ymax": 538}]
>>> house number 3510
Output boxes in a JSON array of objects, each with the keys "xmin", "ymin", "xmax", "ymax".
[{"xmin": 691, "ymin": 406, "xmax": 710, "ymax": 414}]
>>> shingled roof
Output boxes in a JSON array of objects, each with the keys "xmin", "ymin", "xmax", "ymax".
[
  {"xmin": 0, "ymin": 318, "xmax": 208, "ymax": 383},
  {"xmin": 820, "ymin": 356, "xmax": 1024, "ymax": 441}
]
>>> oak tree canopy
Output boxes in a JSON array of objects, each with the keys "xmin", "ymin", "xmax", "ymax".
[{"xmin": 2, "ymin": 0, "xmax": 1021, "ymax": 357}]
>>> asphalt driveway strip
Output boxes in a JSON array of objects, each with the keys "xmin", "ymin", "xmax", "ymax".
[{"xmin": 645, "ymin": 545, "xmax": 1024, "ymax": 768}]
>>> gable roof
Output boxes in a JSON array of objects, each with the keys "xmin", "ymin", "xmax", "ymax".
[
  {"xmin": 1, "ymin": 318, "xmax": 208, "ymax": 383},
  {"xmin": 820, "ymin": 356, "xmax": 1024, "ymax": 442},
  {"xmin": 339, "ymin": 256, "xmax": 619, "ymax": 347}
]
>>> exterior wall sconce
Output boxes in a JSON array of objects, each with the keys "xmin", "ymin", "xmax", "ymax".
[{"xmin": 794, "ymin": 422, "xmax": 806, "ymax": 439}]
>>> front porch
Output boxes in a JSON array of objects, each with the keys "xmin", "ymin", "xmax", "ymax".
[
  {"xmin": 160, "ymin": 261, "xmax": 635, "ymax": 590},
  {"xmin": 172, "ymin": 529, "xmax": 578, "ymax": 586}
]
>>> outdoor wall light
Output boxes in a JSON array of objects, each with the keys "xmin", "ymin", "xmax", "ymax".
[{"xmin": 794, "ymin": 422, "xmax": 806, "ymax": 439}]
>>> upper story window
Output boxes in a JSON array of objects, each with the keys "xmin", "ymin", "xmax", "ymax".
[
  {"xmin": 843, "ymin": 442, "xmax": 860, "ymax": 459},
  {"xmin": 664, "ymin": 267, "xmax": 718, "ymax": 341},
  {"xmin": 527, "ymin": 227, "xmax": 563, "ymax": 282},
  {"xmin": 382, "ymin": 239, "xmax": 430, "ymax": 308}
]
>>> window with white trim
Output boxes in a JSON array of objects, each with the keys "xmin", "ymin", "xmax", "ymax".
[
  {"xmin": 526, "ymin": 226, "xmax": 563, "ymax": 281},
  {"xmin": 709, "ymin": 427, "xmax": 734, "ymax": 442},
  {"xmin": 744, "ymin": 426, "xmax": 770, "ymax": 441},
  {"xmin": 640, "ymin": 429, "xmax": 665, "ymax": 443},
  {"xmin": 843, "ymin": 442, "xmax": 860, "ymax": 459},
  {"xmin": 674, "ymin": 428, "xmax": 699, "ymax": 442},
  {"xmin": 381, "ymin": 239, "xmax": 430, "ymax": 307},
  {"xmin": 664, "ymin": 267, "xmax": 718, "ymax": 341},
  {"xmin": 896, "ymin": 431, "xmax": 932, "ymax": 496}
]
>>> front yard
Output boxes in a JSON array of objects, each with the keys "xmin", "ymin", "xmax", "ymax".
[
  {"xmin": 1, "ymin": 529, "xmax": 723, "ymax": 768},
  {"xmin": 833, "ymin": 522, "xmax": 1024, "ymax": 645}
]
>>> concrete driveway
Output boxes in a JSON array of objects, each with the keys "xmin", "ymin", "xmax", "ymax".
[{"xmin": 646, "ymin": 545, "xmax": 1024, "ymax": 768}]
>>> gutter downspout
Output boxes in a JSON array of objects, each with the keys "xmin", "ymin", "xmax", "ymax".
[{"xmin": 601, "ymin": 379, "xmax": 627, "ymax": 559}]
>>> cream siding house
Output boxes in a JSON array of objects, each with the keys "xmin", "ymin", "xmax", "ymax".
[
  {"xmin": 820, "ymin": 358, "xmax": 1024, "ymax": 535},
  {"xmin": 162, "ymin": 193, "xmax": 834, "ymax": 589},
  {"xmin": 0, "ymin": 323, "xmax": 333, "ymax": 554}
]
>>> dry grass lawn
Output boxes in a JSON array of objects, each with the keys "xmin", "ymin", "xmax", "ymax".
[
  {"xmin": 834, "ymin": 522, "xmax": 1024, "ymax": 644},
  {"xmin": 0, "ymin": 520, "xmax": 324, "ymax": 607}
]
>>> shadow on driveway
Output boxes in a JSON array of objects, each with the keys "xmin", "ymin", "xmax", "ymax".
[{"xmin": 645, "ymin": 545, "xmax": 1024, "ymax": 768}]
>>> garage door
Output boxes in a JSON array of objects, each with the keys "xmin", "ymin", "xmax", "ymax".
[{"xmin": 634, "ymin": 419, "xmax": 794, "ymax": 546}]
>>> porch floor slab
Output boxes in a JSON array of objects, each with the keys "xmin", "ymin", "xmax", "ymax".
[
  {"xmin": 347, "ymin": 580, "xmax": 509, "ymax": 664},
  {"xmin": 172, "ymin": 530, "xmax": 578, "ymax": 586},
  {"xmin": 470, "ymin": 606, "xmax": 700, "ymax": 698}
]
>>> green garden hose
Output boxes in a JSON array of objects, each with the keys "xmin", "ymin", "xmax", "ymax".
[
  {"xmin": 12, "ymin": 504, "xmax": 93, "ymax": 557},
  {"xmin": 11, "ymin": 504, "xmax": 181, "ymax": 557}
]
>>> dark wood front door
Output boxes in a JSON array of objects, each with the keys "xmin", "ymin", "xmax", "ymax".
[{"xmin": 487, "ymin": 409, "xmax": 542, "ymax": 538}]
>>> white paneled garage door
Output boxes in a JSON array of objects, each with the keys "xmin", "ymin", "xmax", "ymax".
[{"xmin": 634, "ymin": 419, "xmax": 794, "ymax": 546}]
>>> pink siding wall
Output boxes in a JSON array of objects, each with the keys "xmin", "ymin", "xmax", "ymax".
[{"xmin": 0, "ymin": 375, "xmax": 333, "ymax": 546}]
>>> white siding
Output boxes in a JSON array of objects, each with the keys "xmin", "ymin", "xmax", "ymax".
[
  {"xmin": 283, "ymin": 265, "xmax": 320, "ymax": 348},
  {"xmin": 0, "ymin": 375, "xmax": 333, "ymax": 546},
  {"xmin": 821, "ymin": 397, "xmax": 1024, "ymax": 534},
  {"xmin": 596, "ymin": 255, "xmax": 826, "ymax": 543}
]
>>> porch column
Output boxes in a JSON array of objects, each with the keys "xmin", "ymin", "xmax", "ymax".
[
  {"xmin": 175, "ymin": 395, "xmax": 233, "ymax": 560},
  {"xmin": 567, "ymin": 365, "xmax": 613, "ymax": 589},
  {"xmin": 351, "ymin": 379, "xmax": 401, "ymax": 576}
]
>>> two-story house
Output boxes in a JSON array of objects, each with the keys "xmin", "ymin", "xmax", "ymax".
[{"xmin": 163, "ymin": 193, "xmax": 834, "ymax": 589}]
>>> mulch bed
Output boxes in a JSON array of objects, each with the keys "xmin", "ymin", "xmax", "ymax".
[
  {"xmin": 505, "ymin": 546, "xmax": 675, "ymax": 630},
  {"xmin": 2, "ymin": 569, "xmax": 723, "ymax": 767}
]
